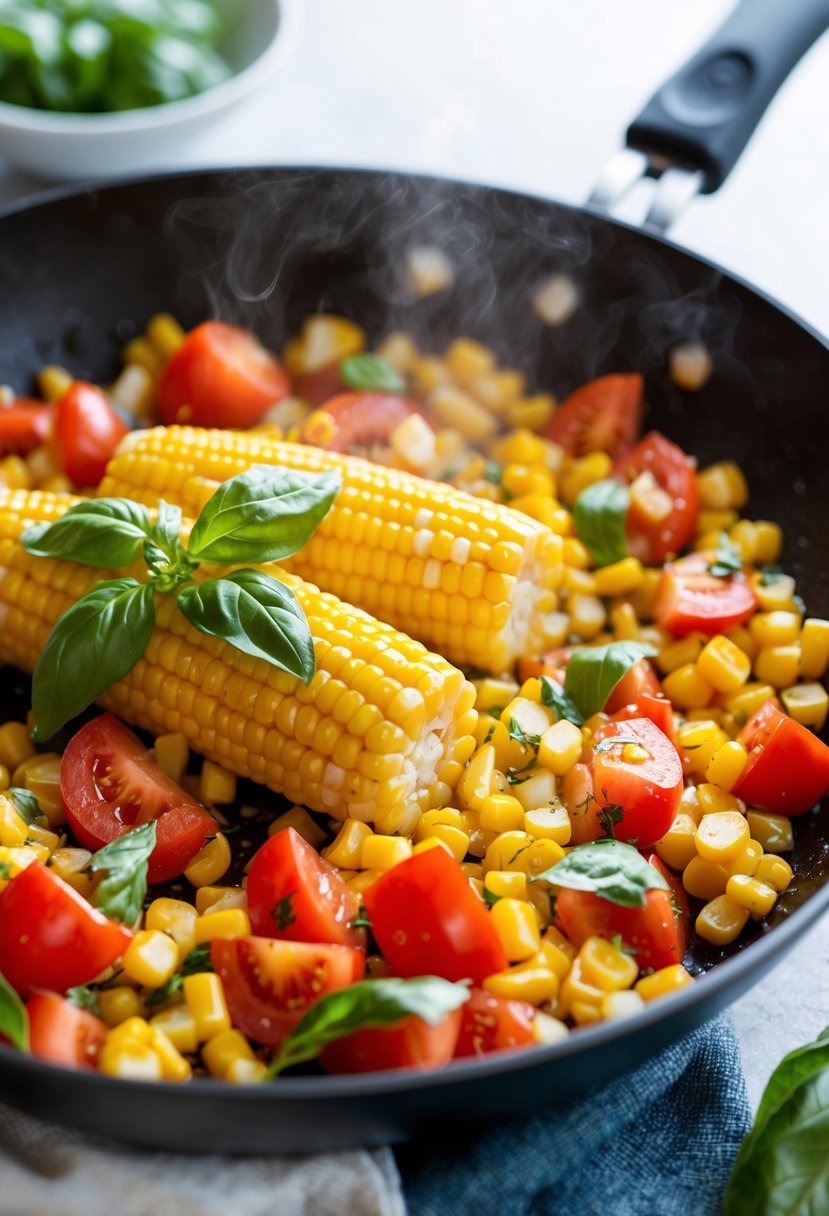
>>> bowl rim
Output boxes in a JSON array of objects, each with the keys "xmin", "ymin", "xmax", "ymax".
[{"xmin": 0, "ymin": 0, "xmax": 301, "ymax": 136}]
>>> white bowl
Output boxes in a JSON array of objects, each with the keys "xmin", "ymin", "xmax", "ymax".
[{"xmin": 0, "ymin": 0, "xmax": 300, "ymax": 181}]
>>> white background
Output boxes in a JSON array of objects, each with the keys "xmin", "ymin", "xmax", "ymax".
[{"xmin": 2, "ymin": 0, "xmax": 829, "ymax": 1106}]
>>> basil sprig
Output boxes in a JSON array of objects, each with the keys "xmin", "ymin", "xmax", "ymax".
[
  {"xmin": 22, "ymin": 466, "xmax": 341, "ymax": 740},
  {"xmin": 145, "ymin": 943, "xmax": 214, "ymax": 1009},
  {"xmin": 265, "ymin": 976, "xmax": 470, "ymax": 1078},
  {"xmin": 708, "ymin": 533, "xmax": 743, "ymax": 578},
  {"xmin": 339, "ymin": 353, "xmax": 406, "ymax": 395},
  {"xmin": 563, "ymin": 640, "xmax": 657, "ymax": 720},
  {"xmin": 539, "ymin": 676, "xmax": 584, "ymax": 727},
  {"xmin": 533, "ymin": 838, "xmax": 669, "ymax": 909},
  {"xmin": 7, "ymin": 786, "xmax": 46, "ymax": 826},
  {"xmin": 0, "ymin": 969, "xmax": 29, "ymax": 1054},
  {"xmin": 87, "ymin": 820, "xmax": 157, "ymax": 925},
  {"xmin": 573, "ymin": 479, "xmax": 629, "ymax": 568},
  {"xmin": 725, "ymin": 1026, "xmax": 829, "ymax": 1215}
]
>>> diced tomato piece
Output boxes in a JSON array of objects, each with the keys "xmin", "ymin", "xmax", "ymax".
[
  {"xmin": 0, "ymin": 400, "xmax": 53, "ymax": 456},
  {"xmin": 654, "ymin": 551, "xmax": 757, "ymax": 637},
  {"xmin": 311, "ymin": 391, "xmax": 433, "ymax": 454},
  {"xmin": 453, "ymin": 987, "xmax": 536, "ymax": 1058},
  {"xmin": 732, "ymin": 697, "xmax": 829, "ymax": 815},
  {"xmin": 54, "ymin": 381, "xmax": 129, "ymax": 486},
  {"xmin": 27, "ymin": 993, "xmax": 108, "ymax": 1070},
  {"xmin": 612, "ymin": 692, "xmax": 677, "ymax": 748},
  {"xmin": 556, "ymin": 873, "xmax": 686, "ymax": 972},
  {"xmin": 561, "ymin": 762, "xmax": 602, "ymax": 845},
  {"xmin": 614, "ymin": 431, "xmax": 699, "ymax": 564},
  {"xmin": 320, "ymin": 1008, "xmax": 463, "ymax": 1074},
  {"xmin": 295, "ymin": 361, "xmax": 346, "ymax": 407},
  {"xmin": 604, "ymin": 659, "xmax": 663, "ymax": 713},
  {"xmin": 591, "ymin": 717, "xmax": 683, "ymax": 848},
  {"xmin": 545, "ymin": 374, "xmax": 643, "ymax": 458}
]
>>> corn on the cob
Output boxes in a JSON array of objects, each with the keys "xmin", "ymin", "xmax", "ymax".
[
  {"xmin": 0, "ymin": 489, "xmax": 477, "ymax": 836},
  {"xmin": 99, "ymin": 426, "xmax": 565, "ymax": 672}
]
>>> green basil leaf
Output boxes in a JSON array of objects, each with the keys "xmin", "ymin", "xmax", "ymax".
[
  {"xmin": 67, "ymin": 984, "xmax": 101, "ymax": 1016},
  {"xmin": 725, "ymin": 1028, "xmax": 829, "ymax": 1216},
  {"xmin": 266, "ymin": 976, "xmax": 469, "ymax": 1078},
  {"xmin": 31, "ymin": 578, "xmax": 156, "ymax": 741},
  {"xmin": 89, "ymin": 820, "xmax": 156, "ymax": 925},
  {"xmin": 22, "ymin": 498, "xmax": 151, "ymax": 568},
  {"xmin": 533, "ymin": 839, "xmax": 669, "ymax": 908},
  {"xmin": 152, "ymin": 498, "xmax": 183, "ymax": 555},
  {"xmin": 563, "ymin": 641, "xmax": 657, "ymax": 720},
  {"xmin": 187, "ymin": 466, "xmax": 341, "ymax": 564},
  {"xmin": 539, "ymin": 676, "xmax": 585, "ymax": 726},
  {"xmin": 507, "ymin": 716, "xmax": 541, "ymax": 748},
  {"xmin": 708, "ymin": 533, "xmax": 743, "ymax": 579},
  {"xmin": 178, "ymin": 571, "xmax": 315, "ymax": 683},
  {"xmin": 339, "ymin": 353, "xmax": 406, "ymax": 394},
  {"xmin": 573, "ymin": 479, "xmax": 629, "ymax": 568},
  {"xmin": 0, "ymin": 969, "xmax": 29, "ymax": 1054},
  {"xmin": 145, "ymin": 942, "xmax": 213, "ymax": 1008},
  {"xmin": 7, "ymin": 786, "xmax": 46, "ymax": 826}
]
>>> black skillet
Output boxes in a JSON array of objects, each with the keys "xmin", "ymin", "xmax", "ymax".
[{"xmin": 0, "ymin": 0, "xmax": 828, "ymax": 1155}]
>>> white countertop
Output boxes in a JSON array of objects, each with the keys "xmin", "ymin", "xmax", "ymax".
[{"xmin": 2, "ymin": 0, "xmax": 828, "ymax": 1110}]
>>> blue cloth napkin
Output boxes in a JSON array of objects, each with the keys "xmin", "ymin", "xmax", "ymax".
[{"xmin": 398, "ymin": 1014, "xmax": 750, "ymax": 1216}]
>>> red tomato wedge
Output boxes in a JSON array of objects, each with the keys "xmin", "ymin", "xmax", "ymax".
[
  {"xmin": 212, "ymin": 937, "xmax": 365, "ymax": 1049},
  {"xmin": 654, "ymin": 551, "xmax": 757, "ymax": 637},
  {"xmin": 320, "ymin": 1009, "xmax": 463, "ymax": 1074},
  {"xmin": 453, "ymin": 988, "xmax": 536, "ymax": 1058},
  {"xmin": 604, "ymin": 659, "xmax": 663, "ymax": 714},
  {"xmin": 246, "ymin": 827, "xmax": 366, "ymax": 951},
  {"xmin": 61, "ymin": 714, "xmax": 216, "ymax": 884},
  {"xmin": 611, "ymin": 692, "xmax": 677, "ymax": 748},
  {"xmin": 614, "ymin": 431, "xmax": 699, "ymax": 564},
  {"xmin": 27, "ymin": 993, "xmax": 108, "ymax": 1070},
  {"xmin": 0, "ymin": 400, "xmax": 53, "ymax": 455},
  {"xmin": 0, "ymin": 862, "xmax": 131, "ymax": 996},
  {"xmin": 295, "ymin": 361, "xmax": 346, "ymax": 407},
  {"xmin": 561, "ymin": 762, "xmax": 601, "ymax": 845},
  {"xmin": 556, "ymin": 871, "xmax": 687, "ymax": 972},
  {"xmin": 311, "ymin": 391, "xmax": 433, "ymax": 454},
  {"xmin": 157, "ymin": 321, "xmax": 291, "ymax": 428},
  {"xmin": 732, "ymin": 697, "xmax": 829, "ymax": 816},
  {"xmin": 363, "ymin": 846, "xmax": 508, "ymax": 984},
  {"xmin": 54, "ymin": 382, "xmax": 129, "ymax": 487},
  {"xmin": 591, "ymin": 717, "xmax": 683, "ymax": 848},
  {"xmin": 545, "ymin": 373, "xmax": 643, "ymax": 458}
]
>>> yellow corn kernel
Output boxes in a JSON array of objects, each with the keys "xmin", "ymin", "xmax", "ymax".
[
  {"xmin": 195, "ymin": 886, "xmax": 245, "ymax": 915},
  {"xmin": 0, "ymin": 845, "xmax": 39, "ymax": 886},
  {"xmin": 375, "ymin": 331, "xmax": 418, "ymax": 374},
  {"xmin": 579, "ymin": 936, "xmax": 638, "ymax": 992},
  {"xmin": 754, "ymin": 855, "xmax": 793, "ymax": 893},
  {"xmin": 323, "ymin": 819, "xmax": 374, "ymax": 870},
  {"xmin": 472, "ymin": 677, "xmax": 520, "ymax": 712},
  {"xmin": 569, "ymin": 1000, "xmax": 602, "ymax": 1026},
  {"xmin": 538, "ymin": 720, "xmax": 583, "ymax": 776},
  {"xmin": 536, "ymin": 939, "xmax": 575, "ymax": 982},
  {"xmin": 483, "ymin": 963, "xmax": 559, "ymax": 1006},
  {"xmin": 781, "ymin": 683, "xmax": 828, "ymax": 732},
  {"xmin": 609, "ymin": 601, "xmax": 640, "ymax": 642},
  {"xmin": 146, "ymin": 312, "xmax": 186, "ymax": 360},
  {"xmin": 13, "ymin": 752, "xmax": 63, "ymax": 825},
  {"xmin": 226, "ymin": 1057, "xmax": 269, "ymax": 1084},
  {"xmin": 561, "ymin": 537, "xmax": 591, "ymax": 570},
  {"xmin": 360, "ymin": 835, "xmax": 413, "ymax": 872},
  {"xmin": 461, "ymin": 861, "xmax": 484, "ymax": 881},
  {"xmin": 750, "ymin": 611, "xmax": 801, "ymax": 648},
  {"xmin": 525, "ymin": 837, "xmax": 566, "ymax": 878},
  {"xmin": 510, "ymin": 768, "xmax": 555, "ymax": 814},
  {"xmin": 729, "ymin": 520, "xmax": 758, "ymax": 564},
  {"xmin": 726, "ymin": 839, "xmax": 763, "ymax": 877},
  {"xmin": 567, "ymin": 593, "xmax": 607, "ymax": 639},
  {"xmin": 461, "ymin": 744, "xmax": 498, "ymax": 812},
  {"xmin": 663, "ymin": 664, "xmax": 714, "ymax": 711},
  {"xmin": 149, "ymin": 1006, "xmax": 199, "ymax": 1054},
  {"xmin": 0, "ymin": 794, "xmax": 29, "ymax": 848},
  {"xmin": 635, "ymin": 964, "xmax": 694, "ymax": 1002},
  {"xmin": 200, "ymin": 760, "xmax": 237, "ymax": 806},
  {"xmin": 194, "ymin": 908, "xmax": 251, "ymax": 944},
  {"xmin": 558, "ymin": 959, "xmax": 604, "ymax": 1017},
  {"xmin": 705, "ymin": 741, "xmax": 748, "ymax": 792},
  {"xmin": 0, "ymin": 454, "xmax": 33, "ymax": 491},
  {"xmin": 266, "ymin": 805, "xmax": 327, "ymax": 849},
  {"xmin": 485, "ymin": 870, "xmax": 528, "ymax": 901},
  {"xmin": 429, "ymin": 384, "xmax": 497, "ymax": 442},
  {"xmin": 518, "ymin": 677, "xmax": 545, "ymax": 704},
  {"xmin": 679, "ymin": 785, "xmax": 704, "ymax": 825},
  {"xmin": 202, "ymin": 1028, "xmax": 257, "ymax": 1078},
  {"xmin": 123, "ymin": 930, "xmax": 180, "ymax": 989},
  {"xmin": 99, "ymin": 1036, "xmax": 164, "ymax": 1081},
  {"xmin": 523, "ymin": 804, "xmax": 572, "ymax": 846},
  {"xmin": 184, "ymin": 972, "xmax": 231, "ymax": 1041},
  {"xmin": 346, "ymin": 870, "xmax": 382, "ymax": 894},
  {"xmin": 754, "ymin": 646, "xmax": 802, "ymax": 690},
  {"xmin": 697, "ymin": 462, "xmax": 749, "ymax": 511},
  {"xmin": 695, "ymin": 894, "xmax": 749, "ymax": 946},
  {"xmin": 525, "ymin": 883, "xmax": 555, "ymax": 930},
  {"xmin": 532, "ymin": 1011, "xmax": 569, "ymax": 1044},
  {"xmin": 653, "ymin": 812, "xmax": 698, "ymax": 872},
  {"xmin": 592, "ymin": 558, "xmax": 644, "ymax": 598},
  {"xmin": 559, "ymin": 453, "xmax": 614, "ymax": 504},
  {"xmin": 416, "ymin": 823, "xmax": 470, "ymax": 863},
  {"xmin": 483, "ymin": 830, "xmax": 535, "ymax": 875},
  {"xmin": 153, "ymin": 732, "xmax": 189, "ymax": 783},
  {"xmin": 697, "ymin": 636, "xmax": 752, "ymax": 694},
  {"xmin": 697, "ymin": 509, "xmax": 737, "ymax": 537},
  {"xmin": 800, "ymin": 619, "xmax": 829, "ymax": 680},
  {"xmin": 145, "ymin": 897, "xmax": 198, "ymax": 957},
  {"xmin": 502, "ymin": 463, "xmax": 554, "ymax": 500},
  {"xmin": 490, "ymin": 898, "xmax": 542, "ymax": 962},
  {"xmin": 505, "ymin": 395, "xmax": 556, "ymax": 432},
  {"xmin": 148, "ymin": 1027, "xmax": 192, "ymax": 1082},
  {"xmin": 725, "ymin": 683, "xmax": 776, "ymax": 724},
  {"xmin": 695, "ymin": 811, "xmax": 749, "ymax": 864},
  {"xmin": 751, "ymin": 521, "xmax": 782, "ymax": 564},
  {"xmin": 696, "ymin": 784, "xmax": 743, "ymax": 817},
  {"xmin": 47, "ymin": 846, "xmax": 94, "ymax": 897},
  {"xmin": 0, "ymin": 722, "xmax": 34, "ymax": 773},
  {"xmin": 37, "ymin": 363, "xmax": 74, "ymax": 402},
  {"xmin": 184, "ymin": 833, "xmax": 230, "ymax": 887},
  {"xmin": 676, "ymin": 720, "xmax": 728, "ymax": 776},
  {"xmin": 601, "ymin": 989, "xmax": 646, "ymax": 1021},
  {"xmin": 479, "ymin": 792, "xmax": 526, "ymax": 834},
  {"xmin": 98, "ymin": 987, "xmax": 145, "ymax": 1028},
  {"xmin": 446, "ymin": 336, "xmax": 495, "ymax": 385},
  {"xmin": 753, "ymin": 574, "xmax": 798, "ymax": 613},
  {"xmin": 726, "ymin": 873, "xmax": 777, "ymax": 919},
  {"xmin": 746, "ymin": 811, "xmax": 793, "ymax": 854},
  {"xmin": 491, "ymin": 429, "xmax": 548, "ymax": 466},
  {"xmin": 683, "ymin": 855, "xmax": 729, "ymax": 901},
  {"xmin": 563, "ymin": 566, "xmax": 598, "ymax": 596},
  {"xmin": 656, "ymin": 634, "xmax": 705, "ymax": 676}
]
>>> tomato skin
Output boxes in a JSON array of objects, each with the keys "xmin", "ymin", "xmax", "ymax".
[
  {"xmin": 212, "ymin": 936, "xmax": 365, "ymax": 1049},
  {"xmin": 54, "ymin": 382, "xmax": 129, "ymax": 487},
  {"xmin": 363, "ymin": 846, "xmax": 508, "ymax": 984},
  {"xmin": 0, "ymin": 400, "xmax": 53, "ymax": 455},
  {"xmin": 561, "ymin": 762, "xmax": 602, "ymax": 844},
  {"xmin": 61, "ymin": 713, "xmax": 216, "ymax": 884},
  {"xmin": 612, "ymin": 692, "xmax": 677, "ymax": 748},
  {"xmin": 545, "ymin": 374, "xmax": 643, "ymax": 458},
  {"xmin": 295, "ymin": 361, "xmax": 346, "ymax": 407},
  {"xmin": 320, "ymin": 1009, "xmax": 463, "ymax": 1075},
  {"xmin": 157, "ymin": 321, "xmax": 290, "ymax": 428},
  {"xmin": 591, "ymin": 717, "xmax": 683, "ymax": 848},
  {"xmin": 246, "ymin": 828, "xmax": 366, "ymax": 951},
  {"xmin": 313, "ymin": 391, "xmax": 433, "ymax": 453},
  {"xmin": 604, "ymin": 659, "xmax": 663, "ymax": 714},
  {"xmin": 27, "ymin": 993, "xmax": 108, "ymax": 1070},
  {"xmin": 643, "ymin": 852, "xmax": 690, "ymax": 959},
  {"xmin": 556, "ymin": 879, "xmax": 686, "ymax": 972},
  {"xmin": 732, "ymin": 697, "xmax": 829, "ymax": 816},
  {"xmin": 654, "ymin": 551, "xmax": 757, "ymax": 637},
  {"xmin": 0, "ymin": 862, "xmax": 131, "ymax": 997},
  {"xmin": 614, "ymin": 431, "xmax": 699, "ymax": 564},
  {"xmin": 453, "ymin": 988, "xmax": 536, "ymax": 1058}
]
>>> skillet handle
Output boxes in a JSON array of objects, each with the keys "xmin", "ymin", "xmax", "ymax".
[{"xmin": 627, "ymin": 0, "xmax": 829, "ymax": 193}]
